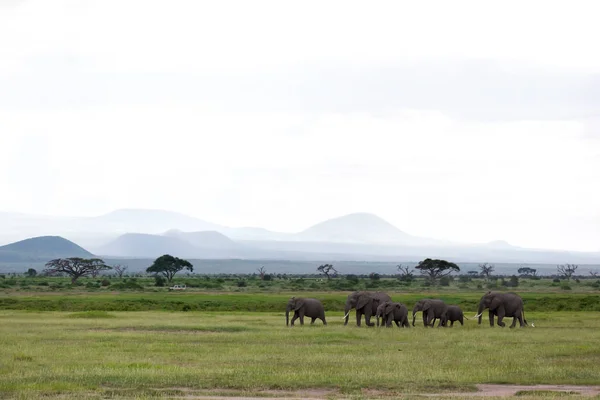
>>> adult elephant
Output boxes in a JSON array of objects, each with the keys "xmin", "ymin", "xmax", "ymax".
[
  {"xmin": 474, "ymin": 291, "xmax": 528, "ymax": 328},
  {"xmin": 343, "ymin": 291, "xmax": 391, "ymax": 327},
  {"xmin": 412, "ymin": 299, "xmax": 448, "ymax": 328},
  {"xmin": 285, "ymin": 297, "xmax": 327, "ymax": 326},
  {"xmin": 376, "ymin": 301, "xmax": 410, "ymax": 328}
]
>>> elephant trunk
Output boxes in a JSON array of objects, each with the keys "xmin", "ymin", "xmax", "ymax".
[
  {"xmin": 343, "ymin": 304, "xmax": 351, "ymax": 325},
  {"xmin": 476, "ymin": 302, "xmax": 484, "ymax": 324},
  {"xmin": 285, "ymin": 305, "xmax": 291, "ymax": 326},
  {"xmin": 412, "ymin": 306, "xmax": 419, "ymax": 327}
]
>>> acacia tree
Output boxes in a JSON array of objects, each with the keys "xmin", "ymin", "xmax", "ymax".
[
  {"xmin": 518, "ymin": 267, "xmax": 537, "ymax": 278},
  {"xmin": 397, "ymin": 264, "xmax": 414, "ymax": 282},
  {"xmin": 478, "ymin": 263, "xmax": 495, "ymax": 281},
  {"xmin": 113, "ymin": 264, "xmax": 128, "ymax": 278},
  {"xmin": 26, "ymin": 268, "xmax": 37, "ymax": 277},
  {"xmin": 146, "ymin": 254, "xmax": 193, "ymax": 282},
  {"xmin": 557, "ymin": 264, "xmax": 578, "ymax": 281},
  {"xmin": 257, "ymin": 266, "xmax": 267, "ymax": 280},
  {"xmin": 415, "ymin": 258, "xmax": 460, "ymax": 284},
  {"xmin": 44, "ymin": 258, "xmax": 111, "ymax": 284},
  {"xmin": 317, "ymin": 264, "xmax": 337, "ymax": 280},
  {"xmin": 590, "ymin": 270, "xmax": 599, "ymax": 278}
]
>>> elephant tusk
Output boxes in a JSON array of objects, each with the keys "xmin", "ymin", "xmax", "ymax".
[
  {"xmin": 473, "ymin": 313, "xmax": 482, "ymax": 319},
  {"xmin": 342, "ymin": 311, "xmax": 350, "ymax": 320},
  {"xmin": 531, "ymin": 322, "xmax": 535, "ymax": 327}
]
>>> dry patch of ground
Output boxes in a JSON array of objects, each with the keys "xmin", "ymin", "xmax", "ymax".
[{"xmin": 158, "ymin": 385, "xmax": 600, "ymax": 399}]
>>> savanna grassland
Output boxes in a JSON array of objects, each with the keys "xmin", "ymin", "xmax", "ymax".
[{"xmin": 1, "ymin": 275, "xmax": 600, "ymax": 399}]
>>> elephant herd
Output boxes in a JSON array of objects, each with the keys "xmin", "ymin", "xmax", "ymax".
[{"xmin": 285, "ymin": 291, "xmax": 530, "ymax": 328}]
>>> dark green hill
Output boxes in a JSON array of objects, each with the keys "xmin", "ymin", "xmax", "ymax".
[{"xmin": 0, "ymin": 236, "xmax": 94, "ymax": 262}]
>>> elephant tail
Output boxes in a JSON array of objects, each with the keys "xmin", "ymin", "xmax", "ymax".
[{"xmin": 463, "ymin": 315, "xmax": 470, "ymax": 320}]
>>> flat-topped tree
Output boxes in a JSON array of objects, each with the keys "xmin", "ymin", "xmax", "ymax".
[
  {"xmin": 43, "ymin": 257, "xmax": 111, "ymax": 284},
  {"xmin": 146, "ymin": 254, "xmax": 193, "ymax": 282},
  {"xmin": 415, "ymin": 258, "xmax": 460, "ymax": 285}
]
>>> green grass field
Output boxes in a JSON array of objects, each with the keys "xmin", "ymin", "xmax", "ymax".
[{"xmin": 1, "ymin": 305, "xmax": 600, "ymax": 399}]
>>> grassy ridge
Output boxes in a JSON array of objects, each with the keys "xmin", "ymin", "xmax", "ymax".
[
  {"xmin": 1, "ymin": 310, "xmax": 599, "ymax": 399},
  {"xmin": 1, "ymin": 291, "xmax": 600, "ymax": 312}
]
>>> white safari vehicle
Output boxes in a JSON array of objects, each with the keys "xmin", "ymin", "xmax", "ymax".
[{"xmin": 168, "ymin": 284, "xmax": 187, "ymax": 291}]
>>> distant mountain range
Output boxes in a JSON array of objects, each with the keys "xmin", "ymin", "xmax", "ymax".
[
  {"xmin": 0, "ymin": 236, "xmax": 94, "ymax": 262},
  {"xmin": 0, "ymin": 208, "xmax": 599, "ymax": 264}
]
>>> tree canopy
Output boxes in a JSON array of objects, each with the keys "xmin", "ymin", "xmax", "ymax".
[
  {"xmin": 317, "ymin": 264, "xmax": 337, "ymax": 279},
  {"xmin": 146, "ymin": 254, "xmax": 193, "ymax": 282},
  {"xmin": 518, "ymin": 267, "xmax": 537, "ymax": 277},
  {"xmin": 43, "ymin": 258, "xmax": 111, "ymax": 283},
  {"xmin": 557, "ymin": 264, "xmax": 578, "ymax": 281},
  {"xmin": 478, "ymin": 263, "xmax": 495, "ymax": 280},
  {"xmin": 415, "ymin": 258, "xmax": 460, "ymax": 284}
]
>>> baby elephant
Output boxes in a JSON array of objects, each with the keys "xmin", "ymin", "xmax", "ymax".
[
  {"xmin": 442, "ymin": 305, "xmax": 468, "ymax": 327},
  {"xmin": 285, "ymin": 297, "xmax": 327, "ymax": 326},
  {"xmin": 376, "ymin": 301, "xmax": 410, "ymax": 328}
]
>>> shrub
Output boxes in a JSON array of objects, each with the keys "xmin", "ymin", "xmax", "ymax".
[
  {"xmin": 486, "ymin": 281, "xmax": 497, "ymax": 289},
  {"xmin": 237, "ymin": 280, "xmax": 247, "ymax": 287},
  {"xmin": 561, "ymin": 284, "xmax": 572, "ymax": 290},
  {"xmin": 476, "ymin": 283, "xmax": 483, "ymax": 289},
  {"xmin": 154, "ymin": 276, "xmax": 166, "ymax": 287},
  {"xmin": 553, "ymin": 278, "xmax": 561, "ymax": 283},
  {"xmin": 439, "ymin": 276, "xmax": 450, "ymax": 286},
  {"xmin": 101, "ymin": 279, "xmax": 110, "ymax": 287},
  {"xmin": 263, "ymin": 274, "xmax": 272, "ymax": 281},
  {"xmin": 38, "ymin": 281, "xmax": 49, "ymax": 286}
]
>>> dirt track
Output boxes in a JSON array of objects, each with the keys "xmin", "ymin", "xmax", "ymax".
[{"xmin": 168, "ymin": 384, "xmax": 600, "ymax": 399}]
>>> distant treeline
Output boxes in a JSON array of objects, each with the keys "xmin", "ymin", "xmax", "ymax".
[{"xmin": 2, "ymin": 258, "xmax": 600, "ymax": 276}]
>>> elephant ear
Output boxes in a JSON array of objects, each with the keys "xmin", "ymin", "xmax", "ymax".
[
  {"xmin": 356, "ymin": 295, "xmax": 370, "ymax": 310},
  {"xmin": 384, "ymin": 303, "xmax": 395, "ymax": 315},
  {"xmin": 422, "ymin": 302, "xmax": 431, "ymax": 312},
  {"xmin": 490, "ymin": 296, "xmax": 502, "ymax": 311},
  {"xmin": 294, "ymin": 299, "xmax": 305, "ymax": 311}
]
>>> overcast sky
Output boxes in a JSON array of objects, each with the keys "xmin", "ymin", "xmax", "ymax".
[{"xmin": 1, "ymin": 0, "xmax": 599, "ymax": 251}]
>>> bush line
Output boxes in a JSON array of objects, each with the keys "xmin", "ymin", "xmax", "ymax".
[{"xmin": 1, "ymin": 293, "xmax": 599, "ymax": 312}]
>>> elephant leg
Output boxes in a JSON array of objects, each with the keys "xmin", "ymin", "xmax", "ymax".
[
  {"xmin": 298, "ymin": 310, "xmax": 305, "ymax": 325},
  {"xmin": 394, "ymin": 320, "xmax": 400, "ymax": 327},
  {"xmin": 310, "ymin": 317, "xmax": 316, "ymax": 325},
  {"xmin": 290, "ymin": 312, "xmax": 299, "ymax": 326},
  {"xmin": 450, "ymin": 320, "xmax": 454, "ymax": 327},
  {"xmin": 459, "ymin": 317, "xmax": 463, "ymax": 326},
  {"xmin": 356, "ymin": 310, "xmax": 362, "ymax": 327},
  {"xmin": 321, "ymin": 315, "xmax": 327, "ymax": 325},
  {"xmin": 517, "ymin": 311, "xmax": 525, "ymax": 327},
  {"xmin": 488, "ymin": 310, "xmax": 495, "ymax": 327},
  {"xmin": 365, "ymin": 309, "xmax": 375, "ymax": 327},
  {"xmin": 496, "ymin": 309, "xmax": 506, "ymax": 328}
]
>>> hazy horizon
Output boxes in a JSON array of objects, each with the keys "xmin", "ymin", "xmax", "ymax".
[{"xmin": 1, "ymin": 1, "xmax": 599, "ymax": 251}]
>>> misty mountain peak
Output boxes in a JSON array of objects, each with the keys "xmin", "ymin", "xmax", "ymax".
[{"xmin": 295, "ymin": 212, "xmax": 414, "ymax": 244}]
